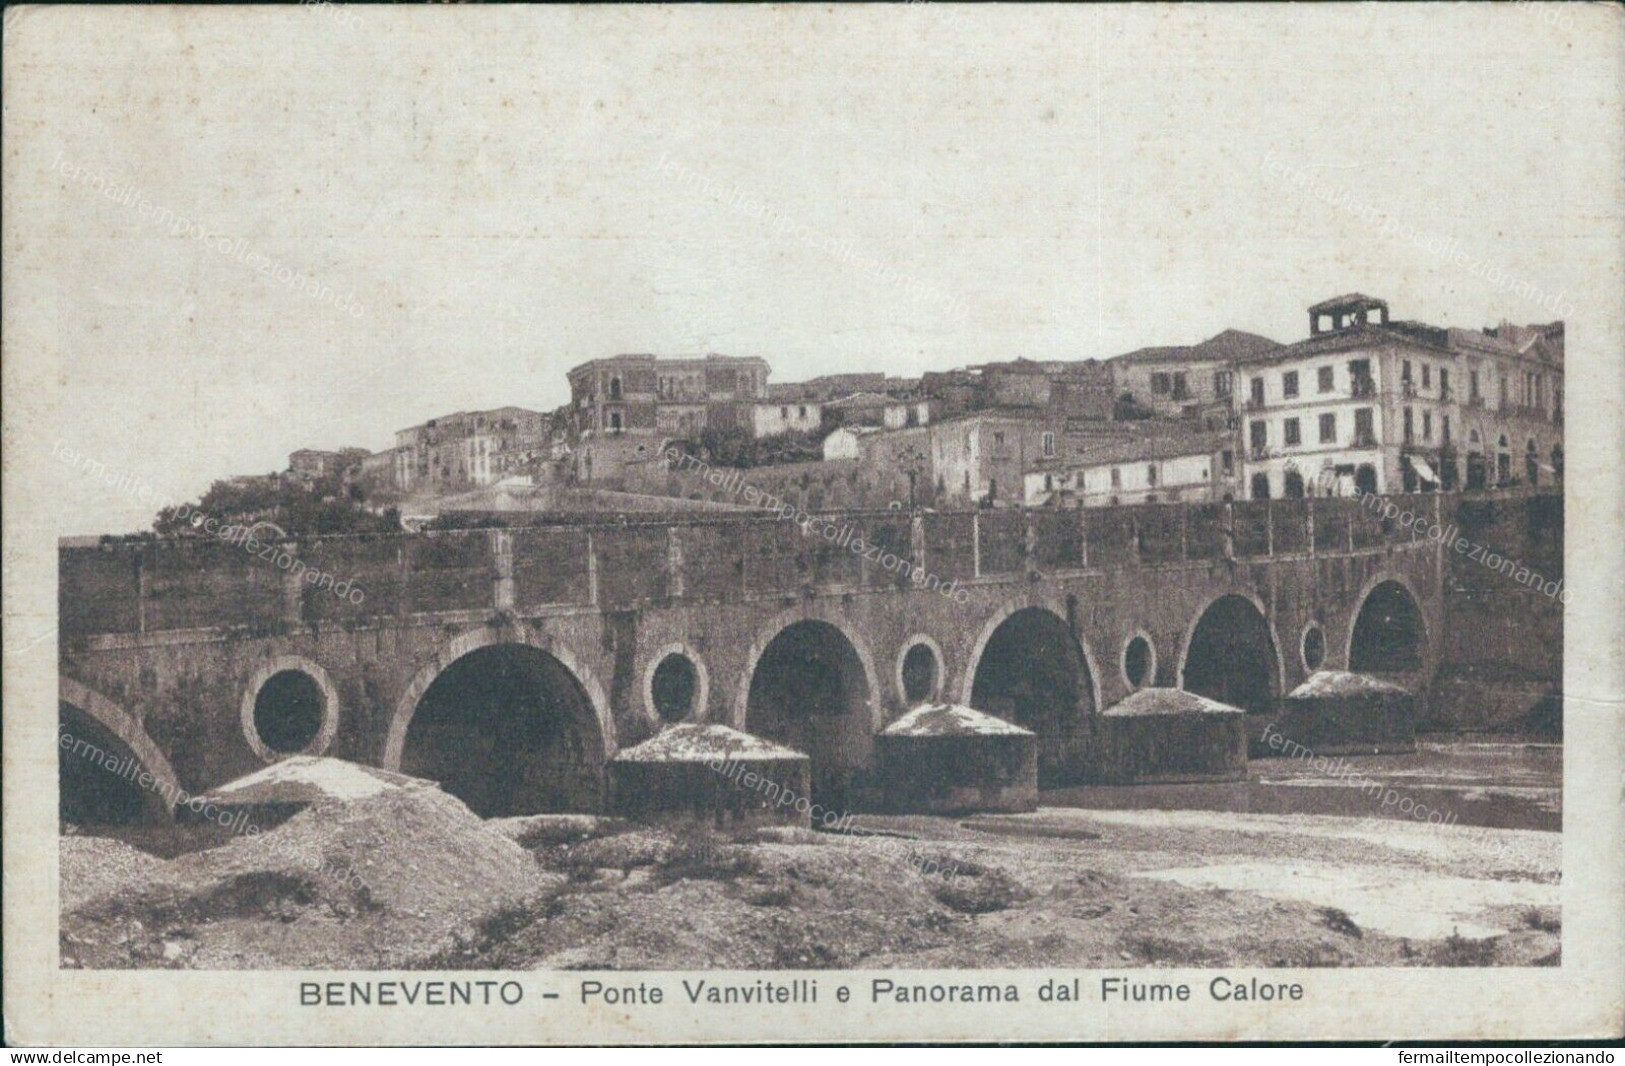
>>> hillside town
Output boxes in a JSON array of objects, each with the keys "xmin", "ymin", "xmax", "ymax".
[{"xmin": 242, "ymin": 294, "xmax": 1562, "ymax": 532}]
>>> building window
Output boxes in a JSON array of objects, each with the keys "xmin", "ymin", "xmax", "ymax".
[
  {"xmin": 1042, "ymin": 431, "xmax": 1055, "ymax": 457},
  {"xmin": 1318, "ymin": 366, "xmax": 1334, "ymax": 393},
  {"xmin": 609, "ymin": 411, "xmax": 623, "ymax": 433},
  {"xmin": 1403, "ymin": 407, "xmax": 1414, "ymax": 443},
  {"xmin": 1440, "ymin": 367, "xmax": 1450, "ymax": 397},
  {"xmin": 1402, "ymin": 360, "xmax": 1412, "ymax": 383},
  {"xmin": 1151, "ymin": 372, "xmax": 1171, "ymax": 395},
  {"xmin": 993, "ymin": 431, "xmax": 1005, "ymax": 447},
  {"xmin": 1422, "ymin": 411, "xmax": 1432, "ymax": 441},
  {"xmin": 1147, "ymin": 464, "xmax": 1158, "ymax": 487},
  {"xmin": 798, "ymin": 405, "xmax": 808, "ymax": 418},
  {"xmin": 1284, "ymin": 417, "xmax": 1302, "ymax": 446},
  {"xmin": 1354, "ymin": 407, "xmax": 1375, "ymax": 446},
  {"xmin": 1250, "ymin": 377, "xmax": 1265, "ymax": 405},
  {"xmin": 1442, "ymin": 414, "xmax": 1451, "ymax": 443},
  {"xmin": 1110, "ymin": 467, "xmax": 1121, "ymax": 488},
  {"xmin": 609, "ymin": 376, "xmax": 623, "ymax": 401},
  {"xmin": 1251, "ymin": 472, "xmax": 1271, "ymax": 500},
  {"xmin": 1171, "ymin": 372, "xmax": 1189, "ymax": 400},
  {"xmin": 1283, "ymin": 371, "xmax": 1299, "ymax": 398},
  {"xmin": 1221, "ymin": 449, "xmax": 1234, "ymax": 475},
  {"xmin": 1214, "ymin": 370, "xmax": 1232, "ymax": 397},
  {"xmin": 1249, "ymin": 420, "xmax": 1267, "ymax": 455},
  {"xmin": 1422, "ymin": 364, "xmax": 1431, "ymax": 388},
  {"xmin": 1470, "ymin": 370, "xmax": 1480, "ymax": 402},
  {"xmin": 1319, "ymin": 412, "xmax": 1336, "ymax": 443}
]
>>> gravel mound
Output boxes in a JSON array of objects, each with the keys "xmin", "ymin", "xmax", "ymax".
[
  {"xmin": 62, "ymin": 785, "xmax": 549, "ymax": 969},
  {"xmin": 60, "ymin": 837, "xmax": 169, "ymax": 911}
]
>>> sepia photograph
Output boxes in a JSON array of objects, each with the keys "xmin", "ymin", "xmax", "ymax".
[{"xmin": 4, "ymin": 0, "xmax": 1621, "ymax": 1049}]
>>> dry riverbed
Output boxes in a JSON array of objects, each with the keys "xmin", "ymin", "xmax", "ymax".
[{"xmin": 61, "ymin": 785, "xmax": 1559, "ymax": 970}]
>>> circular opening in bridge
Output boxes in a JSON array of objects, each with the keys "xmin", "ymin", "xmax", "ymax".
[
  {"xmin": 402, "ymin": 643, "xmax": 604, "ymax": 817},
  {"xmin": 1349, "ymin": 581, "xmax": 1425, "ymax": 673},
  {"xmin": 1301, "ymin": 624, "xmax": 1327, "ymax": 672},
  {"xmin": 899, "ymin": 640, "xmax": 940, "ymax": 704},
  {"xmin": 1181, "ymin": 594, "xmax": 1279, "ymax": 715},
  {"xmin": 746, "ymin": 619, "xmax": 872, "ymax": 808},
  {"xmin": 650, "ymin": 653, "xmax": 699, "ymax": 722},
  {"xmin": 252, "ymin": 670, "xmax": 326, "ymax": 754},
  {"xmin": 969, "ymin": 607, "xmax": 1094, "ymax": 785},
  {"xmin": 1122, "ymin": 633, "xmax": 1155, "ymax": 690},
  {"xmin": 59, "ymin": 703, "xmax": 158, "ymax": 825}
]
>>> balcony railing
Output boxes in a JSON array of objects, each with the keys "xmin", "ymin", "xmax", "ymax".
[
  {"xmin": 1245, "ymin": 396, "xmax": 1266, "ymax": 410},
  {"xmin": 1248, "ymin": 445, "xmax": 1270, "ymax": 461},
  {"xmin": 1353, "ymin": 432, "xmax": 1378, "ymax": 449},
  {"xmin": 1401, "ymin": 380, "xmax": 1417, "ymax": 398},
  {"xmin": 1351, "ymin": 377, "xmax": 1377, "ymax": 398},
  {"xmin": 1439, "ymin": 385, "xmax": 1453, "ymax": 402}
]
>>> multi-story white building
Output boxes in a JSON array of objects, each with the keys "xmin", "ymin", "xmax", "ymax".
[
  {"xmin": 1235, "ymin": 295, "xmax": 1450, "ymax": 499},
  {"xmin": 1234, "ymin": 295, "xmax": 1563, "ymax": 499}
]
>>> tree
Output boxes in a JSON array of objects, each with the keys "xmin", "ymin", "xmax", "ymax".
[{"xmin": 153, "ymin": 475, "xmax": 399, "ymax": 538}]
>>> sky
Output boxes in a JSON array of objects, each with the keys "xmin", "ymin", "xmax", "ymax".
[{"xmin": 5, "ymin": 3, "xmax": 1619, "ymax": 534}]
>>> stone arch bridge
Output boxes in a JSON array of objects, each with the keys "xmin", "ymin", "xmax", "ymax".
[{"xmin": 59, "ymin": 496, "xmax": 1443, "ymax": 819}]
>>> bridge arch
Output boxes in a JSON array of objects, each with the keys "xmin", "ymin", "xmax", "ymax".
[
  {"xmin": 735, "ymin": 607, "xmax": 881, "ymax": 806},
  {"xmin": 960, "ymin": 601, "xmax": 1099, "ymax": 785},
  {"xmin": 1346, "ymin": 573, "xmax": 1429, "ymax": 674},
  {"xmin": 239, "ymin": 656, "xmax": 341, "ymax": 763},
  {"xmin": 1176, "ymin": 590, "xmax": 1285, "ymax": 715},
  {"xmin": 383, "ymin": 628, "xmax": 614, "ymax": 817},
  {"xmin": 59, "ymin": 677, "xmax": 181, "ymax": 821}
]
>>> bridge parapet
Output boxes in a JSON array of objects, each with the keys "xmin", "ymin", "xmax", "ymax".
[{"xmin": 60, "ymin": 495, "xmax": 1437, "ymax": 639}]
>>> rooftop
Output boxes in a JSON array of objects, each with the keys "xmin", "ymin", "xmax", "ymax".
[
  {"xmin": 1069, "ymin": 429, "xmax": 1232, "ymax": 467},
  {"xmin": 195, "ymin": 756, "xmax": 434, "ymax": 807},
  {"xmin": 1114, "ymin": 329, "xmax": 1283, "ymax": 366},
  {"xmin": 1102, "ymin": 688, "xmax": 1245, "ymax": 717},
  {"xmin": 1308, "ymin": 293, "xmax": 1389, "ymax": 315},
  {"xmin": 611, "ymin": 723, "xmax": 807, "ymax": 763},
  {"xmin": 1256, "ymin": 322, "xmax": 1455, "ymax": 363},
  {"xmin": 1286, "ymin": 670, "xmax": 1412, "ymax": 699},
  {"xmin": 882, "ymin": 703, "xmax": 1034, "ymax": 737}
]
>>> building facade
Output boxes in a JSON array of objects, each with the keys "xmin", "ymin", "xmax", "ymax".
[
  {"xmin": 1234, "ymin": 296, "xmax": 1563, "ymax": 500},
  {"xmin": 710, "ymin": 400, "xmax": 824, "ymax": 439},
  {"xmin": 1111, "ymin": 330, "xmax": 1281, "ymax": 418},
  {"xmin": 1024, "ymin": 432, "xmax": 1235, "ymax": 508},
  {"xmin": 393, "ymin": 407, "xmax": 551, "ymax": 492},
  {"xmin": 566, "ymin": 354, "xmax": 771, "ymax": 439},
  {"xmin": 931, "ymin": 413, "xmax": 1062, "ymax": 506}
]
